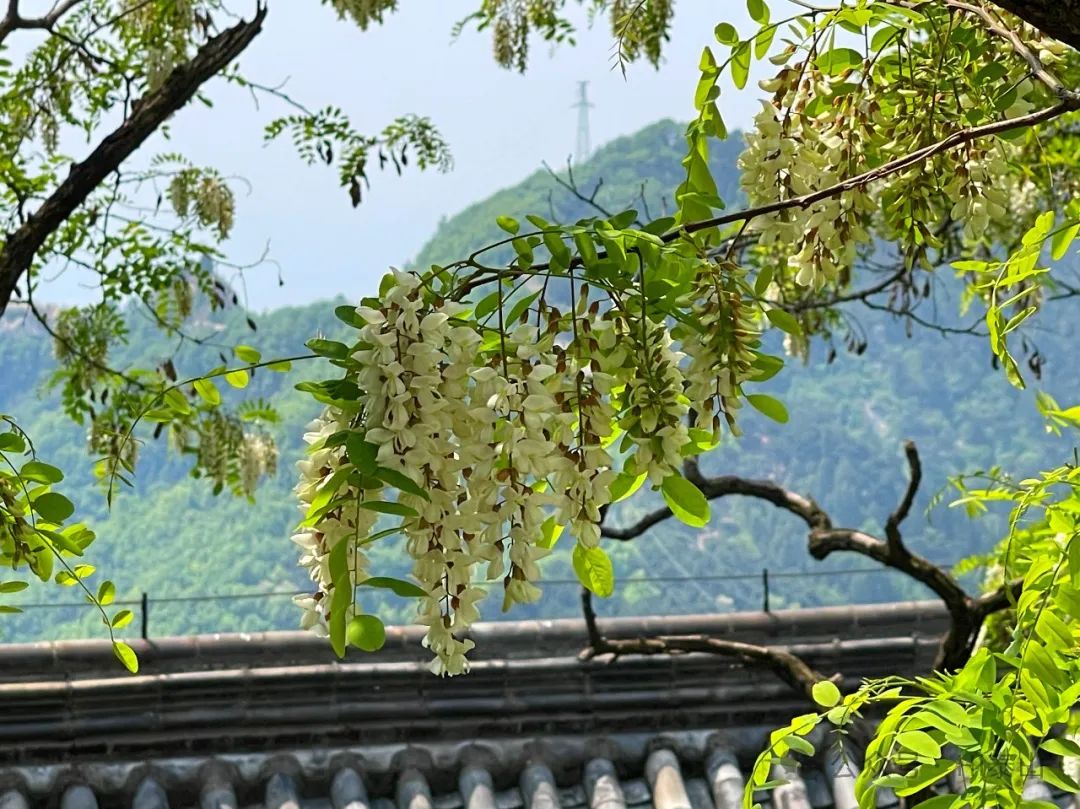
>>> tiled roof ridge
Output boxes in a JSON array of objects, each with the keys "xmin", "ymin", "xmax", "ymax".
[{"xmin": 0, "ymin": 600, "xmax": 949, "ymax": 682}]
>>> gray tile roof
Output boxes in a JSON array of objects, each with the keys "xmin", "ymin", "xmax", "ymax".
[{"xmin": 0, "ymin": 732, "xmax": 870, "ymax": 809}]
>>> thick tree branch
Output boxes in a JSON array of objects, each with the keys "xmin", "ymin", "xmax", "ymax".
[
  {"xmin": 601, "ymin": 458, "xmax": 831, "ymax": 541},
  {"xmin": 984, "ymin": 0, "xmax": 1080, "ymax": 52},
  {"xmin": 946, "ymin": 1, "xmax": 1069, "ymax": 95},
  {"xmin": 0, "ymin": 5, "xmax": 267, "ymax": 318},
  {"xmin": 601, "ymin": 442, "xmax": 1007, "ymax": 671},
  {"xmin": 0, "ymin": 0, "xmax": 82, "ymax": 45},
  {"xmin": 974, "ymin": 576, "xmax": 1024, "ymax": 617},
  {"xmin": 884, "ymin": 440, "xmax": 921, "ymax": 555}
]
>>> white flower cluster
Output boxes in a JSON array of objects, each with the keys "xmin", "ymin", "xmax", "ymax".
[
  {"xmin": 738, "ymin": 29, "xmax": 1052, "ymax": 293},
  {"xmin": 682, "ymin": 261, "xmax": 757, "ymax": 438},
  {"xmin": 739, "ymin": 67, "xmax": 875, "ymax": 290},
  {"xmin": 294, "ymin": 264, "xmax": 761, "ymax": 673}
]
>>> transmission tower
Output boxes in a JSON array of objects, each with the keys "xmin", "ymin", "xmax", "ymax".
[{"xmin": 572, "ymin": 81, "xmax": 593, "ymax": 164}]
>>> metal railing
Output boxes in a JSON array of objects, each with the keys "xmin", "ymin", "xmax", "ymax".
[{"xmin": 3, "ymin": 557, "xmax": 967, "ymax": 640}]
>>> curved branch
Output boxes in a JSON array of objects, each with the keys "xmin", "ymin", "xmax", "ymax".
[
  {"xmin": 602, "ymin": 442, "xmax": 999, "ymax": 671},
  {"xmin": 0, "ymin": 4, "xmax": 267, "ymax": 318},
  {"xmin": 885, "ymin": 440, "xmax": 922, "ymax": 554},
  {"xmin": 0, "ymin": 0, "xmax": 82, "ymax": 45},
  {"xmin": 580, "ymin": 629, "xmax": 836, "ymax": 701},
  {"xmin": 601, "ymin": 458, "xmax": 830, "ymax": 541}
]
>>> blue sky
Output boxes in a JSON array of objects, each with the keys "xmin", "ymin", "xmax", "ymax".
[{"xmin": 40, "ymin": 2, "xmax": 769, "ymax": 311}]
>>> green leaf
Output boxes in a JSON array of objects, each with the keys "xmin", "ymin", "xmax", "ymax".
[
  {"xmin": 747, "ymin": 394, "xmax": 789, "ymax": 424},
  {"xmin": 329, "ymin": 577, "xmax": 351, "ymax": 659},
  {"xmin": 1042, "ymin": 738, "xmax": 1080, "ymax": 758},
  {"xmin": 474, "ymin": 289, "xmax": 502, "ymax": 320},
  {"xmin": 33, "ymin": 492, "xmax": 74, "ymax": 523},
  {"xmin": 784, "ymin": 735, "xmax": 814, "ymax": 756},
  {"xmin": 609, "ymin": 470, "xmax": 647, "ymax": 503},
  {"xmin": 360, "ymin": 576, "xmax": 427, "ymax": 598},
  {"xmin": 335, "ymin": 305, "xmax": 366, "ymax": 329},
  {"xmin": 234, "ymin": 345, "xmax": 262, "ymax": 363},
  {"xmin": 660, "ymin": 474, "xmax": 710, "ymax": 528},
  {"xmin": 496, "ymin": 215, "xmax": 520, "ymax": 234},
  {"xmin": 816, "ymin": 47, "xmax": 863, "ymax": 75},
  {"xmin": 0, "ymin": 605, "xmax": 23, "ymax": 614},
  {"xmin": 1039, "ymin": 767, "xmax": 1080, "ymax": 794},
  {"xmin": 113, "ymin": 641, "xmax": 139, "ymax": 673},
  {"xmin": 573, "ymin": 543, "xmax": 615, "ymax": 597},
  {"xmin": 896, "ymin": 730, "xmax": 941, "ymax": 759},
  {"xmin": 193, "ymin": 378, "xmax": 221, "ymax": 407},
  {"xmin": 373, "ymin": 467, "xmax": 430, "ymax": 501},
  {"xmin": 38, "ymin": 528, "xmax": 83, "ymax": 555},
  {"xmin": 0, "ymin": 581, "xmax": 28, "ymax": 593},
  {"xmin": 345, "ymin": 435, "xmax": 379, "ymax": 473},
  {"xmin": 537, "ymin": 516, "xmax": 564, "ymax": 550},
  {"xmin": 765, "ymin": 307, "xmax": 802, "ymax": 335},
  {"xmin": 224, "ymin": 369, "xmax": 250, "ymax": 389},
  {"xmin": 97, "ymin": 580, "xmax": 116, "ymax": 606},
  {"xmin": 111, "ymin": 609, "xmax": 134, "ymax": 629},
  {"xmin": 715, "ymin": 22, "xmax": 738, "ymax": 45},
  {"xmin": 347, "ymin": 614, "xmax": 387, "ymax": 652},
  {"xmin": 1052, "ymin": 221, "xmax": 1080, "ymax": 261},
  {"xmin": 163, "ymin": 388, "xmax": 192, "ymax": 416},
  {"xmin": 747, "ymin": 0, "xmax": 769, "ymax": 24},
  {"xmin": 893, "ymin": 761, "xmax": 956, "ymax": 797},
  {"xmin": 754, "ymin": 23, "xmax": 776, "ymax": 59},
  {"xmin": 731, "ymin": 41, "xmax": 751, "ymax": 89},
  {"xmin": 19, "ymin": 461, "xmax": 63, "ymax": 484},
  {"xmin": 306, "ymin": 338, "xmax": 351, "ymax": 360},
  {"xmin": 359, "ymin": 500, "xmax": 418, "ymax": 517},
  {"xmin": 304, "ymin": 469, "xmax": 350, "ymax": 523},
  {"xmin": 811, "ymin": 680, "xmax": 841, "ymax": 708},
  {"xmin": 0, "ymin": 432, "xmax": 25, "ymax": 453},
  {"xmin": 267, "ymin": 360, "xmax": 293, "ymax": 372}
]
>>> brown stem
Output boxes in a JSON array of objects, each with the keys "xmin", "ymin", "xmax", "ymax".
[{"xmin": 454, "ymin": 100, "xmax": 1078, "ymax": 300}]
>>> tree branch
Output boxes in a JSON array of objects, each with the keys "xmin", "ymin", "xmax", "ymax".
[
  {"xmin": 601, "ymin": 442, "xmax": 1008, "ymax": 671},
  {"xmin": 945, "ymin": 1, "xmax": 1069, "ymax": 96},
  {"xmin": 983, "ymin": 0, "xmax": 1080, "ymax": 52},
  {"xmin": 0, "ymin": 4, "xmax": 267, "ymax": 318},
  {"xmin": 454, "ymin": 99, "xmax": 1079, "ymax": 300},
  {"xmin": 0, "ymin": 0, "xmax": 82, "ymax": 45},
  {"xmin": 884, "ymin": 440, "xmax": 921, "ymax": 555},
  {"xmin": 579, "ymin": 627, "xmax": 837, "ymax": 701}
]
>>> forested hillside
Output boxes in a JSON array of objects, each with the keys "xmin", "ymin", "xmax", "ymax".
[{"xmin": 2, "ymin": 120, "xmax": 1077, "ymax": 642}]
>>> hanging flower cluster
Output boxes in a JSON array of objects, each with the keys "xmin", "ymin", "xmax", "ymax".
[
  {"xmin": 293, "ymin": 217, "xmax": 786, "ymax": 673},
  {"xmin": 735, "ymin": 10, "xmax": 1057, "ymax": 292}
]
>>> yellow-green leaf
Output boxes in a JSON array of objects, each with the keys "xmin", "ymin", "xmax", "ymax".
[
  {"xmin": 224, "ymin": 369, "xmax": 250, "ymax": 389},
  {"xmin": 113, "ymin": 641, "xmax": 138, "ymax": 673},
  {"xmin": 193, "ymin": 378, "xmax": 221, "ymax": 406},
  {"xmin": 573, "ymin": 543, "xmax": 615, "ymax": 597},
  {"xmin": 661, "ymin": 474, "xmax": 710, "ymax": 528}
]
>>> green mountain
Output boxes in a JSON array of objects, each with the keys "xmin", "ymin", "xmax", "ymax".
[{"xmin": 1, "ymin": 119, "xmax": 1077, "ymax": 643}]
